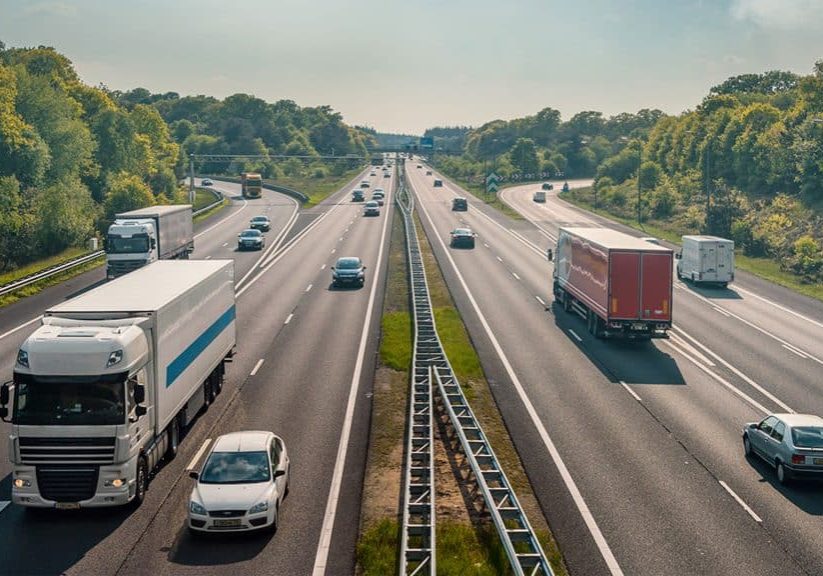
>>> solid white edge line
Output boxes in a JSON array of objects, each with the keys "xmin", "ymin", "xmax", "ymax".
[
  {"xmin": 412, "ymin": 182, "xmax": 625, "ymax": 576},
  {"xmin": 569, "ymin": 329, "xmax": 583, "ymax": 342},
  {"xmin": 668, "ymin": 333, "xmax": 716, "ymax": 367},
  {"xmin": 186, "ymin": 439, "xmax": 212, "ymax": 471},
  {"xmin": 284, "ymin": 313, "xmax": 293, "ymax": 325},
  {"xmin": 250, "ymin": 358, "xmax": 265, "ymax": 376},
  {"xmin": 194, "ymin": 195, "xmax": 248, "ymax": 240},
  {"xmin": 735, "ymin": 284, "xmax": 823, "ymax": 331},
  {"xmin": 782, "ymin": 344, "xmax": 809, "ymax": 359},
  {"xmin": 312, "ymin": 186, "xmax": 393, "ymax": 575},
  {"xmin": 620, "ymin": 381, "xmax": 642, "ymax": 402},
  {"xmin": 719, "ymin": 480, "xmax": 762, "ymax": 523},
  {"xmin": 0, "ymin": 316, "xmax": 42, "ymax": 342},
  {"xmin": 712, "ymin": 306, "xmax": 731, "ymax": 317}
]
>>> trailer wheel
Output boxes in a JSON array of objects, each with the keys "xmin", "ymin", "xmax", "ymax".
[
  {"xmin": 208, "ymin": 372, "xmax": 218, "ymax": 404},
  {"xmin": 166, "ymin": 417, "xmax": 180, "ymax": 460},
  {"xmin": 563, "ymin": 292, "xmax": 572, "ymax": 313},
  {"xmin": 203, "ymin": 379, "xmax": 212, "ymax": 409},
  {"xmin": 592, "ymin": 316, "xmax": 605, "ymax": 339},
  {"xmin": 132, "ymin": 456, "xmax": 148, "ymax": 508}
]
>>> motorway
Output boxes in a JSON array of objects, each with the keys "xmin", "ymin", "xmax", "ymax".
[
  {"xmin": 408, "ymin": 165, "xmax": 823, "ymax": 575},
  {"xmin": 0, "ymin": 167, "xmax": 392, "ymax": 575}
]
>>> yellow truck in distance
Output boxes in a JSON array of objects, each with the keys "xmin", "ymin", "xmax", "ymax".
[{"xmin": 240, "ymin": 172, "xmax": 263, "ymax": 199}]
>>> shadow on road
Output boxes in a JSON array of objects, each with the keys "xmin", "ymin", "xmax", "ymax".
[
  {"xmin": 169, "ymin": 524, "xmax": 273, "ymax": 566},
  {"xmin": 678, "ymin": 281, "xmax": 743, "ymax": 300},
  {"xmin": 744, "ymin": 454, "xmax": 823, "ymax": 516},
  {"xmin": 552, "ymin": 302, "xmax": 686, "ymax": 386}
]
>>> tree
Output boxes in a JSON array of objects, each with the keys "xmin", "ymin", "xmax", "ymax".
[
  {"xmin": 34, "ymin": 177, "xmax": 96, "ymax": 253},
  {"xmin": 509, "ymin": 138, "xmax": 539, "ymax": 175},
  {"xmin": 104, "ymin": 172, "xmax": 154, "ymax": 220}
]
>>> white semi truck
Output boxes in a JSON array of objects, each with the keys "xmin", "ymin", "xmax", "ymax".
[
  {"xmin": 106, "ymin": 205, "xmax": 194, "ymax": 279},
  {"xmin": 0, "ymin": 260, "xmax": 236, "ymax": 509}
]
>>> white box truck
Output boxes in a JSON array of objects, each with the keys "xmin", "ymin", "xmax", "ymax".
[
  {"xmin": 0, "ymin": 260, "xmax": 236, "ymax": 509},
  {"xmin": 676, "ymin": 235, "xmax": 735, "ymax": 287},
  {"xmin": 106, "ymin": 205, "xmax": 194, "ymax": 279}
]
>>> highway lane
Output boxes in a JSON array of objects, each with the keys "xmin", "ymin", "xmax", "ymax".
[
  {"xmin": 0, "ymin": 166, "xmax": 388, "ymax": 575},
  {"xmin": 407, "ymin": 163, "xmax": 803, "ymax": 575}
]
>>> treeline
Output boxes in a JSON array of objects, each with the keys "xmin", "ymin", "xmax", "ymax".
[
  {"xmin": 592, "ymin": 64, "xmax": 823, "ymax": 282},
  {"xmin": 430, "ymin": 108, "xmax": 664, "ymax": 183},
  {"xmin": 0, "ymin": 42, "xmax": 371, "ymax": 272}
]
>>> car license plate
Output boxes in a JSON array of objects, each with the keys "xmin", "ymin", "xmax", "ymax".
[
  {"xmin": 56, "ymin": 502, "xmax": 80, "ymax": 510},
  {"xmin": 814, "ymin": 458, "xmax": 823, "ymax": 466},
  {"xmin": 632, "ymin": 323, "xmax": 646, "ymax": 330},
  {"xmin": 214, "ymin": 519, "xmax": 241, "ymax": 527}
]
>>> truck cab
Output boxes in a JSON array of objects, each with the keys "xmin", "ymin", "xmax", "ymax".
[{"xmin": 106, "ymin": 219, "xmax": 158, "ymax": 278}]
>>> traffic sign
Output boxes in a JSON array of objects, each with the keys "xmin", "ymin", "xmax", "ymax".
[{"xmin": 485, "ymin": 171, "xmax": 499, "ymax": 194}]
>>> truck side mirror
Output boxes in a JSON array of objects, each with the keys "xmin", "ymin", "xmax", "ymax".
[
  {"xmin": 546, "ymin": 249, "xmax": 554, "ymax": 262},
  {"xmin": 134, "ymin": 405, "xmax": 147, "ymax": 418},
  {"xmin": 675, "ymin": 253, "xmax": 681, "ymax": 260},
  {"xmin": 134, "ymin": 384, "xmax": 146, "ymax": 405},
  {"xmin": 0, "ymin": 382, "xmax": 9, "ymax": 406},
  {"xmin": 150, "ymin": 238, "xmax": 157, "ymax": 249}
]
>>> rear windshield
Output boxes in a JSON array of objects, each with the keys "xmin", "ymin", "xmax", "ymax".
[{"xmin": 792, "ymin": 427, "xmax": 823, "ymax": 448}]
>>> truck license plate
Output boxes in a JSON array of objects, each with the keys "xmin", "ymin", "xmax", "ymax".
[
  {"xmin": 214, "ymin": 519, "xmax": 241, "ymax": 527},
  {"xmin": 814, "ymin": 458, "xmax": 823, "ymax": 465},
  {"xmin": 632, "ymin": 323, "xmax": 646, "ymax": 330},
  {"xmin": 56, "ymin": 502, "xmax": 80, "ymax": 510}
]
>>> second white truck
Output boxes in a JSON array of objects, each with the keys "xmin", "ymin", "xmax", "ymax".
[
  {"xmin": 676, "ymin": 235, "xmax": 735, "ymax": 287},
  {"xmin": 1, "ymin": 260, "xmax": 236, "ymax": 509}
]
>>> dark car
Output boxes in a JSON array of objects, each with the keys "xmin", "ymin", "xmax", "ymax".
[
  {"xmin": 541, "ymin": 182, "xmax": 553, "ymax": 191},
  {"xmin": 332, "ymin": 256, "xmax": 366, "ymax": 287},
  {"xmin": 426, "ymin": 170, "xmax": 433, "ymax": 176},
  {"xmin": 249, "ymin": 215, "xmax": 271, "ymax": 232},
  {"xmin": 562, "ymin": 182, "xmax": 570, "ymax": 192},
  {"xmin": 238, "ymin": 229, "xmax": 265, "ymax": 251},
  {"xmin": 433, "ymin": 179, "xmax": 443, "ymax": 187},
  {"xmin": 383, "ymin": 172, "xmax": 391, "ymax": 178},
  {"xmin": 450, "ymin": 228, "xmax": 477, "ymax": 248},
  {"xmin": 202, "ymin": 179, "xmax": 214, "ymax": 186},
  {"xmin": 452, "ymin": 197, "xmax": 468, "ymax": 211},
  {"xmin": 352, "ymin": 190, "xmax": 365, "ymax": 202}
]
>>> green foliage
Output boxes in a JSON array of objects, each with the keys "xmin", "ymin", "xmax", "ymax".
[
  {"xmin": 509, "ymin": 138, "xmax": 540, "ymax": 175},
  {"xmin": 104, "ymin": 172, "xmax": 154, "ymax": 220},
  {"xmin": 34, "ymin": 177, "xmax": 96, "ymax": 254}
]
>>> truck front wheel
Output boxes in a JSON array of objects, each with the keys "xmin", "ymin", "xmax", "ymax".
[
  {"xmin": 133, "ymin": 456, "xmax": 148, "ymax": 508},
  {"xmin": 166, "ymin": 417, "xmax": 180, "ymax": 460}
]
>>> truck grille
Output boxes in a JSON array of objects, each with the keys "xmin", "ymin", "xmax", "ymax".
[
  {"xmin": 36, "ymin": 467, "xmax": 99, "ymax": 503},
  {"xmin": 109, "ymin": 260, "xmax": 146, "ymax": 276},
  {"xmin": 19, "ymin": 437, "xmax": 116, "ymax": 465}
]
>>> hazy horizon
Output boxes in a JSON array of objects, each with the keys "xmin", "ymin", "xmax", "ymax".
[{"xmin": 2, "ymin": 0, "xmax": 823, "ymax": 134}]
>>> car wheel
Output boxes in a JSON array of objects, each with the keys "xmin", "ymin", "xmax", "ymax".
[
  {"xmin": 166, "ymin": 417, "xmax": 180, "ymax": 460},
  {"xmin": 743, "ymin": 435, "xmax": 753, "ymax": 457},
  {"xmin": 776, "ymin": 461, "xmax": 790, "ymax": 485},
  {"xmin": 132, "ymin": 456, "xmax": 148, "ymax": 508},
  {"xmin": 268, "ymin": 505, "xmax": 279, "ymax": 533}
]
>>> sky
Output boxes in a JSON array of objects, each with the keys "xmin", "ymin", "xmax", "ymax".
[{"xmin": 2, "ymin": 0, "xmax": 823, "ymax": 134}]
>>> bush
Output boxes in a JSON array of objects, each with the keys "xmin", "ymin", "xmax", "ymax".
[{"xmin": 790, "ymin": 235, "xmax": 823, "ymax": 281}]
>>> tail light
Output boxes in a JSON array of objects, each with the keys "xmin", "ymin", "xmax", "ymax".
[{"xmin": 791, "ymin": 454, "xmax": 806, "ymax": 465}]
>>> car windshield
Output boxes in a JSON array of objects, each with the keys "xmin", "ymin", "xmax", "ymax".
[
  {"xmin": 107, "ymin": 236, "xmax": 150, "ymax": 254},
  {"xmin": 240, "ymin": 230, "xmax": 261, "ymax": 238},
  {"xmin": 13, "ymin": 372, "xmax": 126, "ymax": 426},
  {"xmin": 200, "ymin": 451, "xmax": 271, "ymax": 484},
  {"xmin": 251, "ymin": 217, "xmax": 268, "ymax": 223},
  {"xmin": 791, "ymin": 427, "xmax": 823, "ymax": 448},
  {"xmin": 336, "ymin": 258, "xmax": 361, "ymax": 269},
  {"xmin": 453, "ymin": 229, "xmax": 471, "ymax": 236}
]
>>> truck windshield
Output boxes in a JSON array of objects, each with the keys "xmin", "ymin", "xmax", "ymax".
[
  {"xmin": 13, "ymin": 373, "xmax": 126, "ymax": 426},
  {"xmin": 107, "ymin": 236, "xmax": 150, "ymax": 254}
]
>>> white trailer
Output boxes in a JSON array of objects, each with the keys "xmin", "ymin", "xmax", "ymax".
[
  {"xmin": 1, "ymin": 260, "xmax": 235, "ymax": 509},
  {"xmin": 676, "ymin": 235, "xmax": 735, "ymax": 287},
  {"xmin": 107, "ymin": 205, "xmax": 194, "ymax": 279}
]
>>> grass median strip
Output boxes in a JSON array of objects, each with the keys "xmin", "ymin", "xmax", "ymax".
[{"xmin": 0, "ymin": 254, "xmax": 105, "ymax": 308}]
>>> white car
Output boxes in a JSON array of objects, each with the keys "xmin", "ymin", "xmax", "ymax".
[{"xmin": 188, "ymin": 431, "xmax": 290, "ymax": 534}]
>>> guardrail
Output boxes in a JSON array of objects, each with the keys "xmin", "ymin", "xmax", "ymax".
[
  {"xmin": 0, "ymin": 191, "xmax": 226, "ymax": 299},
  {"xmin": 400, "ymin": 162, "xmax": 555, "ymax": 576}
]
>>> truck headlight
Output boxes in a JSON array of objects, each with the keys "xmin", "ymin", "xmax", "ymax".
[
  {"xmin": 190, "ymin": 501, "xmax": 207, "ymax": 516},
  {"xmin": 104, "ymin": 478, "xmax": 127, "ymax": 488},
  {"xmin": 16, "ymin": 349, "xmax": 29, "ymax": 368},
  {"xmin": 107, "ymin": 349, "xmax": 123, "ymax": 367},
  {"xmin": 248, "ymin": 501, "xmax": 268, "ymax": 514},
  {"xmin": 13, "ymin": 478, "xmax": 31, "ymax": 488}
]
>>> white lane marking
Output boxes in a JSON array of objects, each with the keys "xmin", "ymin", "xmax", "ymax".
[
  {"xmin": 235, "ymin": 199, "xmax": 301, "ymax": 290},
  {"xmin": 411, "ymin": 186, "xmax": 625, "ymax": 576},
  {"xmin": 345, "ymin": 228, "xmax": 349, "ymax": 233},
  {"xmin": 535, "ymin": 295, "xmax": 547, "ymax": 306},
  {"xmin": 305, "ymin": 284, "xmax": 313, "ymax": 293},
  {"xmin": 661, "ymin": 339, "xmax": 772, "ymax": 414},
  {"xmin": 620, "ymin": 381, "xmax": 642, "ymax": 402},
  {"xmin": 250, "ymin": 359, "xmax": 265, "ymax": 376},
  {"xmin": 782, "ymin": 344, "xmax": 809, "ymax": 359},
  {"xmin": 569, "ymin": 329, "xmax": 583, "ymax": 342},
  {"xmin": 320, "ymin": 264, "xmax": 326, "ymax": 270},
  {"xmin": 496, "ymin": 256, "xmax": 504, "ymax": 263},
  {"xmin": 0, "ymin": 316, "xmax": 42, "ymax": 342},
  {"xmin": 673, "ymin": 327, "xmax": 794, "ymax": 413},
  {"xmin": 331, "ymin": 248, "xmax": 336, "ymax": 254},
  {"xmin": 712, "ymin": 306, "xmax": 731, "ymax": 317},
  {"xmin": 313, "ymin": 180, "xmax": 393, "ymax": 576},
  {"xmin": 668, "ymin": 333, "xmax": 716, "ymax": 367},
  {"xmin": 284, "ymin": 313, "xmax": 293, "ymax": 325},
  {"xmin": 339, "ymin": 237, "xmax": 344, "ymax": 241},
  {"xmin": 512, "ymin": 272, "xmax": 521, "ymax": 281},
  {"xmin": 186, "ymin": 439, "xmax": 212, "ymax": 471},
  {"xmin": 204, "ymin": 255, "xmax": 211, "ymax": 260},
  {"xmin": 222, "ymin": 242, "xmax": 228, "ymax": 247},
  {"xmin": 193, "ymin": 196, "xmax": 248, "ymax": 240},
  {"xmin": 484, "ymin": 243, "xmax": 490, "ymax": 248},
  {"xmin": 735, "ymin": 284, "xmax": 823, "ymax": 331},
  {"xmin": 719, "ymin": 481, "xmax": 762, "ymax": 523}
]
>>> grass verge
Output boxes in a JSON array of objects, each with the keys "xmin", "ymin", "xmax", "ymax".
[
  {"xmin": 193, "ymin": 187, "xmax": 221, "ymax": 211},
  {"xmin": 0, "ymin": 247, "xmax": 90, "ymax": 286},
  {"xmin": 561, "ymin": 189, "xmax": 823, "ymax": 303},
  {"xmin": 274, "ymin": 169, "xmax": 364, "ymax": 207},
  {"xmin": 0, "ymin": 254, "xmax": 105, "ymax": 308},
  {"xmin": 193, "ymin": 196, "xmax": 228, "ymax": 224}
]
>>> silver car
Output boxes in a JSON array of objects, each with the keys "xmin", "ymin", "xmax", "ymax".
[{"xmin": 743, "ymin": 413, "xmax": 823, "ymax": 484}]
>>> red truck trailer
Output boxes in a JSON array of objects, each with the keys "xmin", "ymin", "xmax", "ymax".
[{"xmin": 550, "ymin": 227, "xmax": 673, "ymax": 340}]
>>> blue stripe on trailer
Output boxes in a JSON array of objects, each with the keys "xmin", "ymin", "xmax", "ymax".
[{"xmin": 166, "ymin": 306, "xmax": 235, "ymax": 388}]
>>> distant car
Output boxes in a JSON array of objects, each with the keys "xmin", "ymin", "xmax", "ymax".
[
  {"xmin": 416, "ymin": 164, "xmax": 422, "ymax": 169},
  {"xmin": 237, "ymin": 229, "xmax": 265, "ymax": 251},
  {"xmin": 364, "ymin": 200, "xmax": 380, "ymax": 216},
  {"xmin": 249, "ymin": 215, "xmax": 271, "ymax": 232},
  {"xmin": 433, "ymin": 179, "xmax": 443, "ymax": 187},
  {"xmin": 541, "ymin": 182, "xmax": 553, "ymax": 191},
  {"xmin": 426, "ymin": 170, "xmax": 432, "ymax": 176},
  {"xmin": 360, "ymin": 180, "xmax": 370, "ymax": 188},
  {"xmin": 383, "ymin": 172, "xmax": 391, "ymax": 178},
  {"xmin": 640, "ymin": 237, "xmax": 661, "ymax": 245},
  {"xmin": 188, "ymin": 431, "xmax": 290, "ymax": 534},
  {"xmin": 533, "ymin": 191, "xmax": 546, "ymax": 203},
  {"xmin": 370, "ymin": 171, "xmax": 376, "ymax": 176},
  {"xmin": 332, "ymin": 256, "xmax": 366, "ymax": 287},
  {"xmin": 743, "ymin": 413, "xmax": 823, "ymax": 485},
  {"xmin": 352, "ymin": 190, "xmax": 365, "ymax": 202},
  {"xmin": 202, "ymin": 179, "xmax": 214, "ymax": 186},
  {"xmin": 452, "ymin": 197, "xmax": 468, "ymax": 211},
  {"xmin": 450, "ymin": 228, "xmax": 477, "ymax": 249},
  {"xmin": 372, "ymin": 190, "xmax": 385, "ymax": 205}
]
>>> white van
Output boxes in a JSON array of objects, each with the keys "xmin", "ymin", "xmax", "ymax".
[
  {"xmin": 533, "ymin": 191, "xmax": 546, "ymax": 203},
  {"xmin": 676, "ymin": 235, "xmax": 734, "ymax": 287}
]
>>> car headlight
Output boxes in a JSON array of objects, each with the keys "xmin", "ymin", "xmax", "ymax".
[
  {"xmin": 190, "ymin": 501, "xmax": 208, "ymax": 516},
  {"xmin": 248, "ymin": 501, "xmax": 268, "ymax": 514}
]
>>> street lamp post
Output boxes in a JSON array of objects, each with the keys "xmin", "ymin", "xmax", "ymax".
[{"xmin": 637, "ymin": 143, "xmax": 643, "ymax": 225}]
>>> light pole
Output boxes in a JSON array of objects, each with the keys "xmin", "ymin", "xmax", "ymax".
[{"xmin": 636, "ymin": 141, "xmax": 643, "ymax": 225}]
